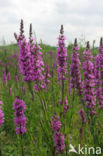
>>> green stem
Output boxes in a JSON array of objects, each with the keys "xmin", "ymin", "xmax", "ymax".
[
  {"xmin": 0, "ymin": 144, "xmax": 1, "ymax": 156},
  {"xmin": 69, "ymin": 88, "xmax": 75, "ymax": 127},
  {"xmin": 0, "ymin": 131, "xmax": 1, "ymax": 156},
  {"xmin": 27, "ymin": 82, "xmax": 34, "ymax": 101},
  {"xmin": 20, "ymin": 135, "xmax": 24, "ymax": 156},
  {"xmin": 62, "ymin": 78, "xmax": 64, "ymax": 105},
  {"xmin": 40, "ymin": 120, "xmax": 52, "ymax": 148}
]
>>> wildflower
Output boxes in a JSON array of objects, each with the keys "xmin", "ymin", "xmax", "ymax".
[
  {"xmin": 15, "ymin": 75, "xmax": 18, "ymax": 82},
  {"xmin": 18, "ymin": 38, "xmax": 35, "ymax": 81},
  {"xmin": 13, "ymin": 97, "xmax": 26, "ymax": 135},
  {"xmin": 59, "ymin": 100, "xmax": 63, "ymax": 105},
  {"xmin": 69, "ymin": 38, "xmax": 82, "ymax": 95},
  {"xmin": 83, "ymin": 42, "xmax": 96, "ymax": 115},
  {"xmin": 63, "ymin": 96, "xmax": 69, "ymax": 114},
  {"xmin": 22, "ymin": 86, "xmax": 25, "ymax": 94},
  {"xmin": 2, "ymin": 68, "xmax": 6, "ymax": 85},
  {"xmin": 14, "ymin": 19, "xmax": 24, "ymax": 42},
  {"xmin": 56, "ymin": 25, "xmax": 67, "ymax": 81},
  {"xmin": 34, "ymin": 84, "xmax": 39, "ymax": 92},
  {"xmin": 78, "ymin": 109, "xmax": 86, "ymax": 124},
  {"xmin": 54, "ymin": 132, "xmax": 65, "ymax": 154},
  {"xmin": 7, "ymin": 72, "xmax": 11, "ymax": 81},
  {"xmin": 95, "ymin": 38, "xmax": 103, "ymax": 109},
  {"xmin": 41, "ymin": 64, "xmax": 50, "ymax": 89},
  {"xmin": 51, "ymin": 113, "xmax": 61, "ymax": 131},
  {"xmin": 33, "ymin": 45, "xmax": 44, "ymax": 82},
  {"xmin": 29, "ymin": 24, "xmax": 44, "ymax": 83},
  {"xmin": 0, "ymin": 101, "xmax": 4, "ymax": 128}
]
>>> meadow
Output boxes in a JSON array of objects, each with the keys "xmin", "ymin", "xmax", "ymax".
[{"xmin": 0, "ymin": 20, "xmax": 103, "ymax": 156}]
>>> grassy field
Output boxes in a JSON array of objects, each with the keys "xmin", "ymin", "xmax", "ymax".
[{"xmin": 0, "ymin": 43, "xmax": 103, "ymax": 156}]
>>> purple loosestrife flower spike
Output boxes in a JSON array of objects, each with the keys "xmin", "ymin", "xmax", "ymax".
[
  {"xmin": 15, "ymin": 21, "xmax": 35, "ymax": 81},
  {"xmin": 15, "ymin": 75, "xmax": 18, "ymax": 82},
  {"xmin": 54, "ymin": 132, "xmax": 65, "ymax": 154},
  {"xmin": 34, "ymin": 84, "xmax": 39, "ymax": 92},
  {"xmin": 18, "ymin": 38, "xmax": 35, "ymax": 81},
  {"xmin": 51, "ymin": 113, "xmax": 61, "ymax": 131},
  {"xmin": 41, "ymin": 64, "xmax": 50, "ymax": 89},
  {"xmin": 14, "ymin": 19, "xmax": 24, "ymax": 42},
  {"xmin": 15, "ymin": 21, "xmax": 44, "ymax": 85},
  {"xmin": 78, "ymin": 109, "xmax": 86, "ymax": 124},
  {"xmin": 7, "ymin": 72, "xmax": 11, "ymax": 81},
  {"xmin": 51, "ymin": 112, "xmax": 65, "ymax": 154},
  {"xmin": 2, "ymin": 68, "xmax": 6, "ymax": 85},
  {"xmin": 34, "ymin": 45, "xmax": 44, "ymax": 82},
  {"xmin": 29, "ymin": 24, "xmax": 36, "ymax": 77},
  {"xmin": 13, "ymin": 97, "xmax": 26, "ymax": 135},
  {"xmin": 69, "ymin": 38, "xmax": 82, "ymax": 95},
  {"xmin": 57, "ymin": 25, "xmax": 67, "ymax": 81},
  {"xmin": 22, "ymin": 86, "xmax": 25, "ymax": 94},
  {"xmin": 95, "ymin": 38, "xmax": 103, "ymax": 109},
  {"xmin": 29, "ymin": 23, "xmax": 44, "ymax": 83},
  {"xmin": 83, "ymin": 42, "xmax": 96, "ymax": 115},
  {"xmin": 0, "ymin": 101, "xmax": 4, "ymax": 128},
  {"xmin": 63, "ymin": 96, "xmax": 69, "ymax": 114}
]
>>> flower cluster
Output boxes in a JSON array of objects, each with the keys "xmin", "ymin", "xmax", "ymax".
[
  {"xmin": 7, "ymin": 72, "xmax": 11, "ymax": 81},
  {"xmin": 18, "ymin": 38, "xmax": 35, "ymax": 82},
  {"xmin": 33, "ymin": 45, "xmax": 44, "ymax": 82},
  {"xmin": 41, "ymin": 64, "xmax": 50, "ymax": 89},
  {"xmin": 56, "ymin": 25, "xmax": 67, "ymax": 81},
  {"xmin": 78, "ymin": 109, "xmax": 86, "ymax": 124},
  {"xmin": 51, "ymin": 113, "xmax": 65, "ymax": 154},
  {"xmin": 83, "ymin": 42, "xmax": 96, "ymax": 115},
  {"xmin": 69, "ymin": 38, "xmax": 82, "ymax": 95},
  {"xmin": 13, "ymin": 97, "xmax": 26, "ymax": 135},
  {"xmin": 15, "ymin": 21, "xmax": 44, "ymax": 84},
  {"xmin": 95, "ymin": 38, "xmax": 103, "ymax": 109},
  {"xmin": 51, "ymin": 114, "xmax": 61, "ymax": 131},
  {"xmin": 54, "ymin": 132, "xmax": 65, "ymax": 154},
  {"xmin": 0, "ymin": 101, "xmax": 4, "ymax": 128},
  {"xmin": 63, "ymin": 96, "xmax": 69, "ymax": 114},
  {"xmin": 29, "ymin": 25, "xmax": 44, "ymax": 82},
  {"xmin": 2, "ymin": 68, "xmax": 6, "ymax": 85}
]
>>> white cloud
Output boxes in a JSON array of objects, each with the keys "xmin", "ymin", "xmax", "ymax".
[{"xmin": 0, "ymin": 0, "xmax": 103, "ymax": 46}]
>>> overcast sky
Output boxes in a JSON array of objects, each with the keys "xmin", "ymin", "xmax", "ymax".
[{"xmin": 0, "ymin": 0, "xmax": 103, "ymax": 46}]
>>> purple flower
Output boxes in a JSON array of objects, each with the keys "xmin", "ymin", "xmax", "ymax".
[
  {"xmin": 33, "ymin": 45, "xmax": 44, "ymax": 82},
  {"xmin": 18, "ymin": 38, "xmax": 35, "ymax": 82},
  {"xmin": 34, "ymin": 84, "xmax": 39, "ymax": 92},
  {"xmin": 22, "ymin": 86, "xmax": 25, "ymax": 94},
  {"xmin": 15, "ymin": 75, "xmax": 18, "ymax": 82},
  {"xmin": 56, "ymin": 25, "xmax": 67, "ymax": 81},
  {"xmin": 0, "ymin": 101, "xmax": 3, "ymax": 105},
  {"xmin": 16, "ymin": 126, "xmax": 26, "ymax": 135},
  {"xmin": 15, "ymin": 21, "xmax": 44, "ymax": 85},
  {"xmin": 59, "ymin": 100, "xmax": 63, "ymax": 105},
  {"xmin": 14, "ymin": 116, "xmax": 26, "ymax": 126},
  {"xmin": 69, "ymin": 38, "xmax": 82, "ymax": 95},
  {"xmin": 95, "ymin": 38, "xmax": 103, "ymax": 109},
  {"xmin": 78, "ymin": 109, "xmax": 86, "ymax": 124},
  {"xmin": 51, "ymin": 113, "xmax": 61, "ymax": 131},
  {"xmin": 13, "ymin": 97, "xmax": 26, "ymax": 135},
  {"xmin": 54, "ymin": 132, "xmax": 65, "ymax": 154},
  {"xmin": 83, "ymin": 42, "xmax": 96, "ymax": 115},
  {"xmin": 41, "ymin": 64, "xmax": 50, "ymax": 89},
  {"xmin": 63, "ymin": 96, "xmax": 69, "ymax": 114},
  {"xmin": 2, "ymin": 68, "xmax": 6, "ymax": 85},
  {"xmin": 7, "ymin": 72, "xmax": 11, "ymax": 81},
  {"xmin": 0, "ymin": 101, "xmax": 4, "ymax": 128}
]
